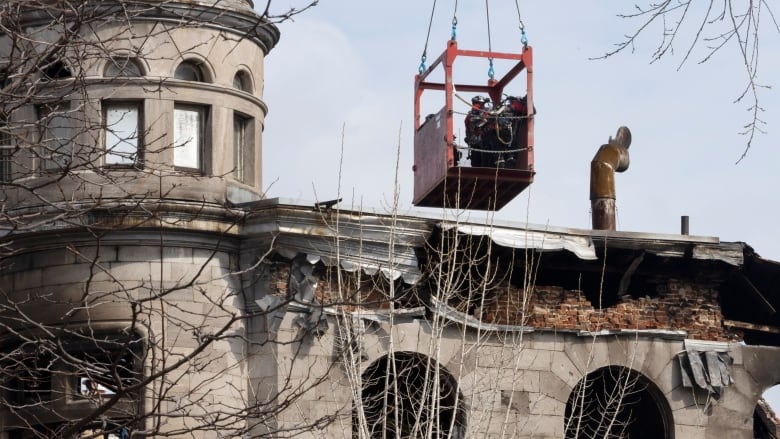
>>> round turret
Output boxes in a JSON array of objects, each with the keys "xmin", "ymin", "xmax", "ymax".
[
  {"xmin": 0, "ymin": 3, "xmax": 280, "ymax": 434},
  {"xmin": 0, "ymin": 0, "xmax": 279, "ymax": 231}
]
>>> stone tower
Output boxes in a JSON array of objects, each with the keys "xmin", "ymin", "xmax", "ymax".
[{"xmin": 0, "ymin": 1, "xmax": 280, "ymax": 436}]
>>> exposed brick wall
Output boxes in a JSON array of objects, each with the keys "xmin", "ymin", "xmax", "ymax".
[
  {"xmin": 268, "ymin": 259, "xmax": 739, "ymax": 342},
  {"xmin": 476, "ymin": 280, "xmax": 740, "ymax": 341},
  {"xmin": 268, "ymin": 262, "xmax": 391, "ymax": 309}
]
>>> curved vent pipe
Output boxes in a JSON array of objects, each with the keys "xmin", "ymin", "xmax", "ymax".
[{"xmin": 590, "ymin": 126, "xmax": 631, "ymax": 231}]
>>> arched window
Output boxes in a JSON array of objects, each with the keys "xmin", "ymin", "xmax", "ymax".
[
  {"xmin": 174, "ymin": 61, "xmax": 205, "ymax": 82},
  {"xmin": 232, "ymin": 70, "xmax": 252, "ymax": 93},
  {"xmin": 358, "ymin": 352, "xmax": 466, "ymax": 438},
  {"xmin": 565, "ymin": 366, "xmax": 673, "ymax": 439},
  {"xmin": 105, "ymin": 57, "xmax": 143, "ymax": 77}
]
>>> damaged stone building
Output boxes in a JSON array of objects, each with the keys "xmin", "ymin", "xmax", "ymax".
[{"xmin": 1, "ymin": 0, "xmax": 780, "ymax": 438}]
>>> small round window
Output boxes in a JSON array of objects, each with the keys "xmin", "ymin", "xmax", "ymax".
[
  {"xmin": 174, "ymin": 61, "xmax": 205, "ymax": 82},
  {"xmin": 233, "ymin": 71, "xmax": 252, "ymax": 93}
]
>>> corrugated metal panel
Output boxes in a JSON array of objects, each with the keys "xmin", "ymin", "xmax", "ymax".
[
  {"xmin": 692, "ymin": 243, "xmax": 744, "ymax": 266},
  {"xmin": 244, "ymin": 206, "xmax": 431, "ymax": 284},
  {"xmin": 443, "ymin": 223, "xmax": 598, "ymax": 260},
  {"xmin": 241, "ymin": 200, "xmax": 752, "ymax": 286}
]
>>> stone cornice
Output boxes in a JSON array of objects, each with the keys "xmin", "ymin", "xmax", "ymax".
[{"xmin": 15, "ymin": 1, "xmax": 280, "ymax": 55}]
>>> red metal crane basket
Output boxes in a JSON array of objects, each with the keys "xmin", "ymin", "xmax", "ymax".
[{"xmin": 413, "ymin": 40, "xmax": 534, "ymax": 210}]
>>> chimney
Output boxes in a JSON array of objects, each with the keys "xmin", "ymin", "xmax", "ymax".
[{"xmin": 590, "ymin": 126, "xmax": 631, "ymax": 230}]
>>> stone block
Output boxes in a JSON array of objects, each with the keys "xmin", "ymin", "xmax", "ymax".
[
  {"xmin": 519, "ymin": 348, "xmax": 553, "ymax": 371},
  {"xmin": 729, "ymin": 366, "xmax": 763, "ymax": 402},
  {"xmin": 667, "ymin": 384, "xmax": 711, "ymax": 411},
  {"xmin": 522, "ymin": 413, "xmax": 564, "ymax": 438},
  {"xmin": 675, "ymin": 424, "xmax": 706, "ymax": 439},
  {"xmin": 428, "ymin": 340, "xmax": 461, "ymax": 368},
  {"xmin": 388, "ymin": 321, "xmax": 420, "ymax": 353},
  {"xmin": 472, "ymin": 367, "xmax": 501, "ymax": 393},
  {"xmin": 742, "ymin": 345, "xmax": 780, "ymax": 391},
  {"xmin": 729, "ymin": 342, "xmax": 743, "ymax": 365},
  {"xmin": 605, "ymin": 335, "xmax": 650, "ymax": 369},
  {"xmin": 652, "ymin": 360, "xmax": 678, "ymax": 396},
  {"xmin": 642, "ymin": 338, "xmax": 680, "ymax": 386},
  {"xmin": 162, "ymin": 246, "xmax": 194, "ymax": 263},
  {"xmin": 530, "ymin": 331, "xmax": 565, "ymax": 351},
  {"xmin": 118, "ymin": 245, "xmax": 165, "ymax": 262},
  {"xmin": 508, "ymin": 370, "xmax": 540, "ymax": 393},
  {"xmin": 704, "ymin": 426, "xmax": 751, "ymax": 439},
  {"xmin": 81, "ymin": 280, "xmax": 126, "ymax": 295},
  {"xmin": 42, "ymin": 264, "xmax": 94, "ymax": 286},
  {"xmin": 3, "ymin": 253, "xmax": 33, "ymax": 272},
  {"xmin": 707, "ymin": 405, "xmax": 753, "ymax": 432},
  {"xmin": 210, "ymin": 265, "xmax": 235, "ymax": 283},
  {"xmin": 298, "ymin": 333, "xmax": 334, "ymax": 358},
  {"xmin": 673, "ymin": 403, "xmax": 710, "ymax": 427},
  {"xmin": 565, "ymin": 337, "xmax": 604, "ymax": 373},
  {"xmin": 109, "ymin": 261, "xmax": 152, "ymax": 282},
  {"xmin": 11, "ymin": 268, "xmax": 43, "ymax": 290},
  {"xmin": 164, "ymin": 261, "xmax": 208, "ymax": 284},
  {"xmin": 445, "ymin": 342, "xmax": 479, "ymax": 377},
  {"xmin": 469, "ymin": 387, "xmax": 501, "ymax": 411},
  {"xmin": 165, "ymin": 328, "xmax": 201, "ymax": 349},
  {"xmin": 716, "ymin": 374, "xmax": 760, "ymax": 416},
  {"xmin": 193, "ymin": 249, "xmax": 232, "ymax": 269},
  {"xmin": 529, "ymin": 393, "xmax": 565, "ymax": 416},
  {"xmin": 501, "ymin": 389, "xmax": 530, "ymax": 415},
  {"xmin": 34, "ymin": 249, "xmax": 79, "ymax": 268},
  {"xmin": 477, "ymin": 345, "xmax": 520, "ymax": 368},
  {"xmin": 539, "ymin": 371, "xmax": 572, "ymax": 403},
  {"xmin": 141, "ymin": 285, "xmax": 194, "ymax": 302},
  {"xmin": 550, "ymin": 351, "xmax": 582, "ymax": 388}
]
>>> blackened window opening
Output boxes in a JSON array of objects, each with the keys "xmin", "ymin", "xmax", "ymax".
[
  {"xmin": 6, "ymin": 350, "xmax": 54, "ymax": 405},
  {"xmin": 565, "ymin": 366, "xmax": 673, "ymax": 439},
  {"xmin": 357, "ymin": 352, "xmax": 466, "ymax": 439},
  {"xmin": 41, "ymin": 59, "xmax": 71, "ymax": 80}
]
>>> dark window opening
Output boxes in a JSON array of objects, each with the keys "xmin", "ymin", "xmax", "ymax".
[
  {"xmin": 0, "ymin": 333, "xmax": 144, "ymax": 435},
  {"xmin": 357, "ymin": 352, "xmax": 466, "ymax": 439},
  {"xmin": 565, "ymin": 366, "xmax": 673, "ymax": 439},
  {"xmin": 233, "ymin": 70, "xmax": 252, "ymax": 92},
  {"xmin": 0, "ymin": 119, "xmax": 12, "ymax": 182},
  {"xmin": 37, "ymin": 103, "xmax": 73, "ymax": 171},
  {"xmin": 68, "ymin": 334, "xmax": 144, "ymax": 399},
  {"xmin": 41, "ymin": 59, "xmax": 71, "ymax": 80},
  {"xmin": 233, "ymin": 112, "xmax": 254, "ymax": 184},
  {"xmin": 174, "ymin": 61, "xmax": 206, "ymax": 82},
  {"xmin": 5, "ymin": 350, "xmax": 54, "ymax": 405}
]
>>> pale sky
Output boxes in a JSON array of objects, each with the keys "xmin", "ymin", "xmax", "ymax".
[{"xmin": 260, "ymin": 0, "xmax": 780, "ymax": 407}]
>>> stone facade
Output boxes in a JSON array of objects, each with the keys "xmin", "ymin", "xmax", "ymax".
[
  {"xmin": 250, "ymin": 238, "xmax": 780, "ymax": 438},
  {"xmin": 1, "ymin": 1, "xmax": 780, "ymax": 438}
]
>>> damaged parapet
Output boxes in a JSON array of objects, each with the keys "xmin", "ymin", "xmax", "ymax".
[{"xmin": 590, "ymin": 126, "xmax": 632, "ymax": 230}]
